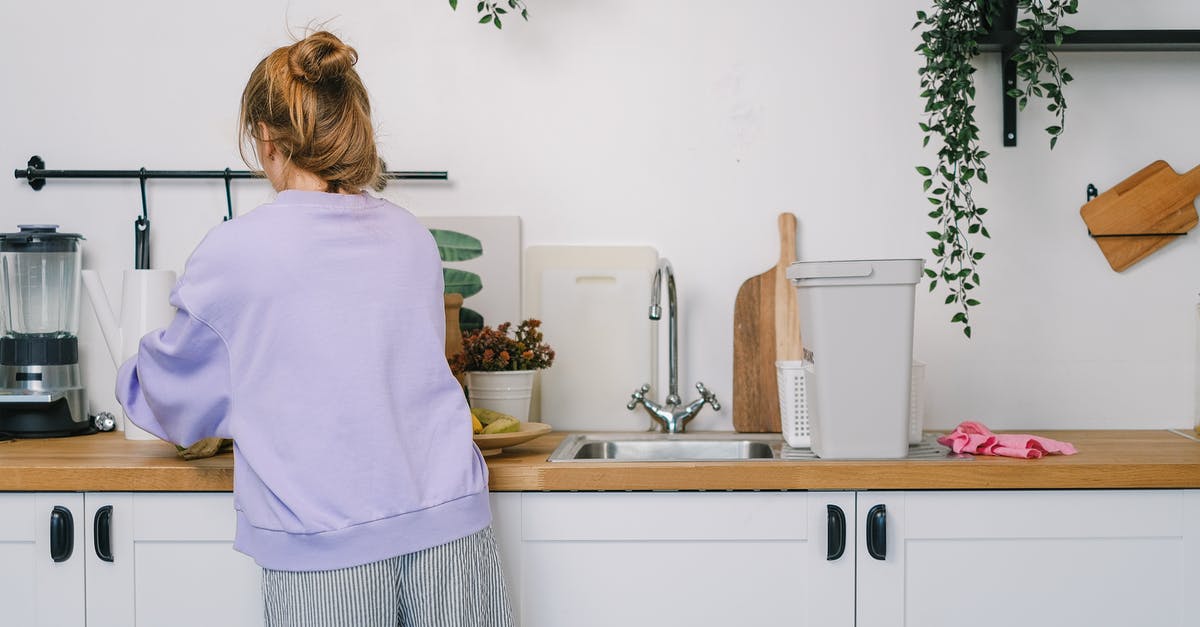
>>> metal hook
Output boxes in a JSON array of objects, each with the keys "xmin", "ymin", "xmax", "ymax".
[
  {"xmin": 136, "ymin": 167, "xmax": 150, "ymax": 269},
  {"xmin": 138, "ymin": 167, "xmax": 149, "ymax": 221},
  {"xmin": 1086, "ymin": 183, "xmax": 1098, "ymax": 202},
  {"xmin": 223, "ymin": 168, "xmax": 234, "ymax": 221}
]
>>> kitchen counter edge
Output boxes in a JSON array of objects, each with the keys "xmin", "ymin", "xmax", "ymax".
[{"xmin": 2, "ymin": 430, "xmax": 1199, "ymax": 492}]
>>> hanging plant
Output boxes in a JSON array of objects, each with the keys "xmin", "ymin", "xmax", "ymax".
[
  {"xmin": 914, "ymin": 0, "xmax": 1077, "ymax": 338},
  {"xmin": 449, "ymin": 0, "xmax": 529, "ymax": 29}
]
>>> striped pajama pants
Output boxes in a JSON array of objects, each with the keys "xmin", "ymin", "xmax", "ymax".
[{"xmin": 262, "ymin": 526, "xmax": 515, "ymax": 627}]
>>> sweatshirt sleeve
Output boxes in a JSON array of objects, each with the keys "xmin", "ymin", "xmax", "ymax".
[{"xmin": 115, "ymin": 284, "xmax": 233, "ymax": 447}]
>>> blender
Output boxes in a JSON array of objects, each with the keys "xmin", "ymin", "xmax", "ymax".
[{"xmin": 0, "ymin": 225, "xmax": 93, "ymax": 437}]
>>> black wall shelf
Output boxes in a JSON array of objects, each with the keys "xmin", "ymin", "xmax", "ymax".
[
  {"xmin": 13, "ymin": 156, "xmax": 446, "ymax": 191},
  {"xmin": 979, "ymin": 1, "xmax": 1200, "ymax": 147}
]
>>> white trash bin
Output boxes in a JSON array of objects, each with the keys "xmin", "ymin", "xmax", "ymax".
[{"xmin": 786, "ymin": 259, "xmax": 923, "ymax": 459}]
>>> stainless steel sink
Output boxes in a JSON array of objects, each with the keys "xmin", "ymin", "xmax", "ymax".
[{"xmin": 547, "ymin": 432, "xmax": 783, "ymax": 462}]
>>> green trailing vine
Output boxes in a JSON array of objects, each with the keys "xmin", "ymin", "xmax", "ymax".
[
  {"xmin": 914, "ymin": 0, "xmax": 1077, "ymax": 338},
  {"xmin": 449, "ymin": 0, "xmax": 529, "ymax": 29}
]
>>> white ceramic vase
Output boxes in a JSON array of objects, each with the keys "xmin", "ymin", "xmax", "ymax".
[{"xmin": 466, "ymin": 370, "xmax": 536, "ymax": 422}]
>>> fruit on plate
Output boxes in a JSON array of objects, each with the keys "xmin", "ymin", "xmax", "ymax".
[
  {"xmin": 471, "ymin": 412, "xmax": 483, "ymax": 435},
  {"xmin": 471, "ymin": 407, "xmax": 513, "ymax": 426},
  {"xmin": 481, "ymin": 416, "xmax": 519, "ymax": 434}
]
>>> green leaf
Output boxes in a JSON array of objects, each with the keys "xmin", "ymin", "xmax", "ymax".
[
  {"xmin": 429, "ymin": 229, "xmax": 483, "ymax": 262},
  {"xmin": 924, "ymin": 268, "xmax": 937, "ymax": 278},
  {"xmin": 965, "ymin": 298, "xmax": 981, "ymax": 306},
  {"xmin": 444, "ymin": 268, "xmax": 483, "ymax": 298},
  {"xmin": 450, "ymin": 0, "xmax": 458, "ymax": 9},
  {"xmin": 494, "ymin": 15, "xmax": 503, "ymax": 28},
  {"xmin": 459, "ymin": 307, "xmax": 484, "ymax": 333},
  {"xmin": 480, "ymin": 14, "xmax": 493, "ymax": 24},
  {"xmin": 927, "ymin": 231, "xmax": 943, "ymax": 241},
  {"xmin": 951, "ymin": 312, "xmax": 966, "ymax": 323},
  {"xmin": 916, "ymin": 166, "xmax": 932, "ymax": 176},
  {"xmin": 964, "ymin": 325, "xmax": 972, "ymax": 338}
]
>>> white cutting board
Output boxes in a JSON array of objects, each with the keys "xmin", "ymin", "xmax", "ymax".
[{"xmin": 524, "ymin": 246, "xmax": 659, "ymax": 431}]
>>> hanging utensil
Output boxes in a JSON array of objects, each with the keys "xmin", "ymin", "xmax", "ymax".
[
  {"xmin": 135, "ymin": 169, "xmax": 150, "ymax": 269},
  {"xmin": 223, "ymin": 168, "xmax": 234, "ymax": 222}
]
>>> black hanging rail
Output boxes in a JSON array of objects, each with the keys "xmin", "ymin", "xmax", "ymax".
[
  {"xmin": 12, "ymin": 156, "xmax": 447, "ymax": 191},
  {"xmin": 978, "ymin": 0, "xmax": 1200, "ymax": 147}
]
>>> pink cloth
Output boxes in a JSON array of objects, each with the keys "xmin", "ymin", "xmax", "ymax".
[{"xmin": 937, "ymin": 421, "xmax": 1077, "ymax": 458}]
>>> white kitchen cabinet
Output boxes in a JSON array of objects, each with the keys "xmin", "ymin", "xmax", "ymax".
[
  {"xmin": 0, "ymin": 493, "xmax": 87, "ymax": 627},
  {"xmin": 490, "ymin": 490, "xmax": 1200, "ymax": 627},
  {"xmin": 86, "ymin": 493, "xmax": 263, "ymax": 627},
  {"xmin": 0, "ymin": 493, "xmax": 262, "ymax": 627},
  {"xmin": 857, "ymin": 490, "xmax": 1200, "ymax": 627},
  {"xmin": 490, "ymin": 491, "xmax": 854, "ymax": 627}
]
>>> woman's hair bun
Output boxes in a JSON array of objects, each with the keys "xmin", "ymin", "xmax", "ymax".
[{"xmin": 287, "ymin": 31, "xmax": 357, "ymax": 84}]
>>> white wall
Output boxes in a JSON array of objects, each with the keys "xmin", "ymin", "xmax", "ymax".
[{"xmin": 4, "ymin": 0, "xmax": 1199, "ymax": 432}]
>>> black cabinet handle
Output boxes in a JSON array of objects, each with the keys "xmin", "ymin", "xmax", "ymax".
[
  {"xmin": 826, "ymin": 504, "xmax": 846, "ymax": 561},
  {"xmin": 94, "ymin": 505, "xmax": 114, "ymax": 562},
  {"xmin": 50, "ymin": 506, "xmax": 74, "ymax": 563},
  {"xmin": 866, "ymin": 504, "xmax": 887, "ymax": 561}
]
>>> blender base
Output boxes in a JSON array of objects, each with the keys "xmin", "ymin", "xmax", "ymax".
[{"xmin": 0, "ymin": 396, "xmax": 95, "ymax": 439}]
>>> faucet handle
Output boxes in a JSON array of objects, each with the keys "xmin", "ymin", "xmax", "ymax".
[
  {"xmin": 695, "ymin": 382, "xmax": 721, "ymax": 411},
  {"xmin": 627, "ymin": 384, "xmax": 651, "ymax": 410}
]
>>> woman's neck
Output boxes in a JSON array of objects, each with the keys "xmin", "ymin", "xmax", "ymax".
[{"xmin": 283, "ymin": 170, "xmax": 357, "ymax": 195}]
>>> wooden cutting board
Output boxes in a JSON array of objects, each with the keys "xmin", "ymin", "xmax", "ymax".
[
  {"xmin": 732, "ymin": 213, "xmax": 802, "ymax": 433},
  {"xmin": 1080, "ymin": 160, "xmax": 1200, "ymax": 272}
]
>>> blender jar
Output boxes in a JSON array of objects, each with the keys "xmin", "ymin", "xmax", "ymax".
[{"xmin": 0, "ymin": 225, "xmax": 84, "ymax": 339}]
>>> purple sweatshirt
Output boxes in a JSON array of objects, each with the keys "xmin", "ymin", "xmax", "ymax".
[{"xmin": 116, "ymin": 190, "xmax": 491, "ymax": 571}]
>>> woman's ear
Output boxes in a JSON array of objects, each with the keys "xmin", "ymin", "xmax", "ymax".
[{"xmin": 256, "ymin": 122, "xmax": 276, "ymax": 161}]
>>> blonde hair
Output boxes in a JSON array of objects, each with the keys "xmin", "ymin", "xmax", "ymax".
[{"xmin": 239, "ymin": 31, "xmax": 384, "ymax": 193}]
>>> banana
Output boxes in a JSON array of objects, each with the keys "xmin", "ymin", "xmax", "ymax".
[
  {"xmin": 471, "ymin": 407, "xmax": 515, "ymax": 426},
  {"xmin": 481, "ymin": 416, "xmax": 520, "ymax": 434}
]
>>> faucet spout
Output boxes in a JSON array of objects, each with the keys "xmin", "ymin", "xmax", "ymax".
[{"xmin": 650, "ymin": 259, "xmax": 679, "ymax": 405}]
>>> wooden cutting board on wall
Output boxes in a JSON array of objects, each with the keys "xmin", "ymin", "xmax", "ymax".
[
  {"xmin": 1080, "ymin": 160, "xmax": 1200, "ymax": 272},
  {"xmin": 732, "ymin": 213, "xmax": 802, "ymax": 433}
]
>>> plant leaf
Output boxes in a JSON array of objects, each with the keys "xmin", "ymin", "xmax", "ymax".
[
  {"xmin": 459, "ymin": 307, "xmax": 484, "ymax": 333},
  {"xmin": 430, "ymin": 229, "xmax": 484, "ymax": 262},
  {"xmin": 444, "ymin": 268, "xmax": 483, "ymax": 298}
]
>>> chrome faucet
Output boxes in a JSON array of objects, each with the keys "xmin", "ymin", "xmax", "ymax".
[{"xmin": 627, "ymin": 259, "xmax": 720, "ymax": 433}]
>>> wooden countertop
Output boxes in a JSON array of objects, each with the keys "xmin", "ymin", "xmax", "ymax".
[{"xmin": 2, "ymin": 429, "xmax": 1200, "ymax": 492}]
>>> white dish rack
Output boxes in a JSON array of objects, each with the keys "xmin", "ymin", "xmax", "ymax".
[{"xmin": 776, "ymin": 360, "xmax": 926, "ymax": 449}]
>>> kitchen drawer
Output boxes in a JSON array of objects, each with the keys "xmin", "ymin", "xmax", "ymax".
[{"xmin": 521, "ymin": 491, "xmax": 808, "ymax": 541}]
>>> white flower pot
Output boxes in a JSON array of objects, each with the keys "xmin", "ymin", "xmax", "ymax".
[{"xmin": 466, "ymin": 370, "xmax": 536, "ymax": 422}]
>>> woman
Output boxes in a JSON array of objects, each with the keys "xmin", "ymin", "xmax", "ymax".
[{"xmin": 116, "ymin": 30, "xmax": 514, "ymax": 627}]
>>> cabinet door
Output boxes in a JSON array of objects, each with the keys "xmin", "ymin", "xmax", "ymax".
[
  {"xmin": 489, "ymin": 492, "xmax": 525, "ymax": 626},
  {"xmin": 857, "ymin": 490, "xmax": 1200, "ymax": 627},
  {"xmin": 85, "ymin": 493, "xmax": 263, "ymax": 627},
  {"xmin": 517, "ymin": 491, "xmax": 850, "ymax": 627},
  {"xmin": 0, "ymin": 493, "xmax": 86, "ymax": 627}
]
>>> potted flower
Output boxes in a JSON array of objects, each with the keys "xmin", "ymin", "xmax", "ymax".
[{"xmin": 450, "ymin": 318, "xmax": 555, "ymax": 422}]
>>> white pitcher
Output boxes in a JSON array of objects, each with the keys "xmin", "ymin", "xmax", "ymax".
[{"xmin": 81, "ymin": 269, "xmax": 177, "ymax": 440}]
